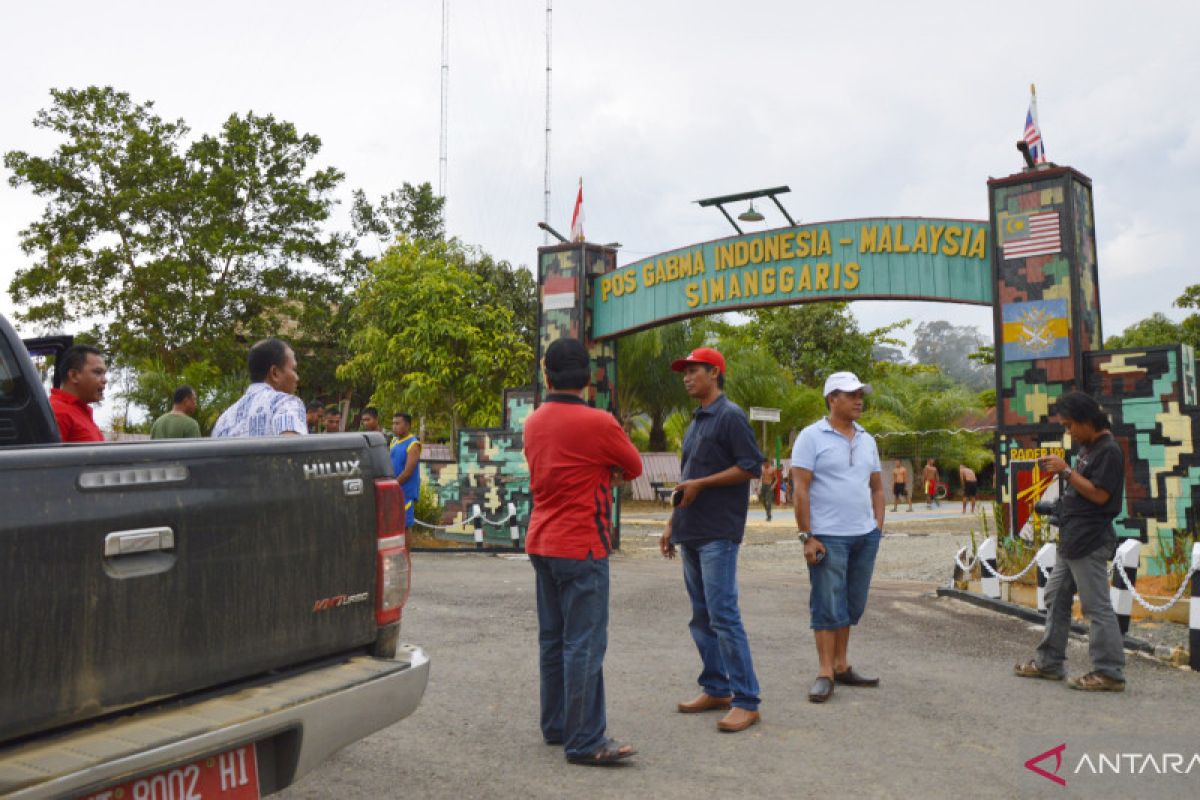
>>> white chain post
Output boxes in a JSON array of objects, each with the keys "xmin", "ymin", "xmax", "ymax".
[
  {"xmin": 1190, "ymin": 542, "xmax": 1200, "ymax": 672},
  {"xmin": 1109, "ymin": 539, "xmax": 1140, "ymax": 635},
  {"xmin": 508, "ymin": 502, "xmax": 520, "ymax": 550},
  {"xmin": 978, "ymin": 536, "xmax": 1000, "ymax": 599},
  {"xmin": 1034, "ymin": 543, "xmax": 1057, "ymax": 612},
  {"xmin": 472, "ymin": 504, "xmax": 484, "ymax": 551}
]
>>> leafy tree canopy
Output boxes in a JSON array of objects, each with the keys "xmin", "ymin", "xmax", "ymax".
[
  {"xmin": 864, "ymin": 370, "xmax": 993, "ymax": 475},
  {"xmin": 338, "ymin": 237, "xmax": 534, "ymax": 434},
  {"xmin": 743, "ymin": 303, "xmax": 906, "ymax": 387},
  {"xmin": 5, "ymin": 86, "xmax": 346, "ymax": 378},
  {"xmin": 616, "ymin": 321, "xmax": 699, "ymax": 450},
  {"xmin": 1103, "ymin": 311, "xmax": 1193, "ymax": 350}
]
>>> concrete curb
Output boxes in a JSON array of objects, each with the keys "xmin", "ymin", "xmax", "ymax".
[{"xmin": 935, "ymin": 584, "xmax": 1162, "ymax": 658}]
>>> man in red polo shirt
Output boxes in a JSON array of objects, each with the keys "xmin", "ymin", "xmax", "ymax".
[
  {"xmin": 50, "ymin": 344, "xmax": 107, "ymax": 442},
  {"xmin": 524, "ymin": 337, "xmax": 643, "ymax": 766}
]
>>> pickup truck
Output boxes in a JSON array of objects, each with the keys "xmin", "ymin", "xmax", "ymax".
[{"xmin": 0, "ymin": 313, "xmax": 429, "ymax": 799}]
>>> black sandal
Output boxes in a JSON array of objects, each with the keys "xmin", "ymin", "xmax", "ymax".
[{"xmin": 566, "ymin": 738, "xmax": 636, "ymax": 766}]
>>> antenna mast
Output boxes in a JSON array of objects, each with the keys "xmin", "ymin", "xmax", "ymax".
[
  {"xmin": 543, "ymin": 0, "xmax": 552, "ymax": 244},
  {"xmin": 439, "ymin": 0, "xmax": 450, "ymax": 205}
]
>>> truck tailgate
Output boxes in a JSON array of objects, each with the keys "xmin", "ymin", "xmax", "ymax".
[
  {"xmin": 0, "ymin": 434, "xmax": 389, "ymax": 742},
  {"xmin": 0, "ymin": 646, "xmax": 430, "ymax": 799}
]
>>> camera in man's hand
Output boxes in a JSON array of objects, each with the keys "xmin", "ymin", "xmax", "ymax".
[{"xmin": 1033, "ymin": 497, "xmax": 1062, "ymax": 527}]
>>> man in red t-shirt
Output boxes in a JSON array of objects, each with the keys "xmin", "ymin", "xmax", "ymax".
[
  {"xmin": 523, "ymin": 337, "xmax": 643, "ymax": 766},
  {"xmin": 50, "ymin": 344, "xmax": 107, "ymax": 442}
]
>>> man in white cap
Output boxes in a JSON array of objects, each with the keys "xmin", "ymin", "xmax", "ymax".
[{"xmin": 791, "ymin": 371, "xmax": 885, "ymax": 704}]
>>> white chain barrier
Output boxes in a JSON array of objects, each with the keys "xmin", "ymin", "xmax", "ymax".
[
  {"xmin": 411, "ymin": 504, "xmax": 522, "ymax": 548},
  {"xmin": 1111, "ymin": 546, "xmax": 1200, "ymax": 613},
  {"xmin": 979, "ymin": 554, "xmax": 1041, "ymax": 583},
  {"xmin": 953, "ymin": 546, "xmax": 978, "ymax": 573},
  {"xmin": 954, "ymin": 537, "xmax": 1200, "ymax": 612}
]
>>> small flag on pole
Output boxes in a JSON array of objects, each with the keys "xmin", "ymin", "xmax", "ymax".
[
  {"xmin": 1023, "ymin": 84, "xmax": 1046, "ymax": 164},
  {"xmin": 570, "ymin": 178, "xmax": 585, "ymax": 242}
]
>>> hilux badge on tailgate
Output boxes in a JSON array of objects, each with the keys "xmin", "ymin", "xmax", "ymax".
[{"xmin": 302, "ymin": 458, "xmax": 362, "ymax": 480}]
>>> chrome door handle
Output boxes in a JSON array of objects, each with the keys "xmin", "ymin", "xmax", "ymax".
[{"xmin": 104, "ymin": 527, "xmax": 175, "ymax": 557}]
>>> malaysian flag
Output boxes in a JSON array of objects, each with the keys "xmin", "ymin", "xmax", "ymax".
[
  {"xmin": 1023, "ymin": 87, "xmax": 1046, "ymax": 163},
  {"xmin": 1002, "ymin": 211, "xmax": 1061, "ymax": 259}
]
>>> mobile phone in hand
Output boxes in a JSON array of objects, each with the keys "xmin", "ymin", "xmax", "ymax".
[{"xmin": 671, "ymin": 489, "xmax": 683, "ymax": 507}]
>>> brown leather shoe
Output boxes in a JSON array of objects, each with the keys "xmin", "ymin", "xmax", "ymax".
[
  {"xmin": 717, "ymin": 707, "xmax": 760, "ymax": 732},
  {"xmin": 677, "ymin": 693, "xmax": 733, "ymax": 713}
]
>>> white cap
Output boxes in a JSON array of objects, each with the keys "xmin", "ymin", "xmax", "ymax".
[{"xmin": 823, "ymin": 371, "xmax": 872, "ymax": 397}]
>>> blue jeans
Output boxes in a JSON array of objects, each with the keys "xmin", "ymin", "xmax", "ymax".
[
  {"xmin": 530, "ymin": 554, "xmax": 609, "ymax": 758},
  {"xmin": 808, "ymin": 529, "xmax": 881, "ymax": 630},
  {"xmin": 680, "ymin": 539, "xmax": 761, "ymax": 710}
]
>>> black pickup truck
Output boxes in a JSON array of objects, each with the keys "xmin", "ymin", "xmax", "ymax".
[{"xmin": 0, "ymin": 313, "xmax": 429, "ymax": 799}]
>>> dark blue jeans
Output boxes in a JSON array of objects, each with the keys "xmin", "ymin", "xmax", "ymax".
[
  {"xmin": 680, "ymin": 539, "xmax": 761, "ymax": 710},
  {"xmin": 530, "ymin": 554, "xmax": 609, "ymax": 758}
]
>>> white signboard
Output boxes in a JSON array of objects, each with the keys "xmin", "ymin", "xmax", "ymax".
[{"xmin": 748, "ymin": 406, "xmax": 781, "ymax": 422}]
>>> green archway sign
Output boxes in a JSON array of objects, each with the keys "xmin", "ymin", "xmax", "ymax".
[{"xmin": 592, "ymin": 217, "xmax": 991, "ymax": 338}]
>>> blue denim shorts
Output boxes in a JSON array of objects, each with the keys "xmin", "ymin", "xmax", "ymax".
[{"xmin": 808, "ymin": 528, "xmax": 882, "ymax": 630}]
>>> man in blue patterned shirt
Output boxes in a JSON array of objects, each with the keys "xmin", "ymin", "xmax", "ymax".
[{"xmin": 213, "ymin": 338, "xmax": 307, "ymax": 438}]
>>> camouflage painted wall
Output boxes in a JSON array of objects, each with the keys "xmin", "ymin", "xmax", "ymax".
[
  {"xmin": 988, "ymin": 166, "xmax": 1200, "ymax": 577},
  {"xmin": 421, "ymin": 387, "xmax": 535, "ymax": 546},
  {"xmin": 1085, "ymin": 346, "xmax": 1200, "ymax": 574},
  {"xmin": 536, "ymin": 243, "xmax": 619, "ymax": 411},
  {"xmin": 989, "ymin": 166, "xmax": 1100, "ymax": 432}
]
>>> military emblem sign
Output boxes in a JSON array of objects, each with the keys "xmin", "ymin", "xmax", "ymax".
[{"xmin": 1001, "ymin": 298, "xmax": 1070, "ymax": 361}]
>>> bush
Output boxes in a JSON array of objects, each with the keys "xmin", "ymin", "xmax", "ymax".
[{"xmin": 412, "ymin": 485, "xmax": 444, "ymax": 527}]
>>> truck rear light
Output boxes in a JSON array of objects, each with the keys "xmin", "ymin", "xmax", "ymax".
[{"xmin": 374, "ymin": 479, "xmax": 411, "ymax": 626}]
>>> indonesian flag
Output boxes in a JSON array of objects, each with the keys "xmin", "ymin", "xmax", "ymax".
[{"xmin": 570, "ymin": 178, "xmax": 584, "ymax": 242}]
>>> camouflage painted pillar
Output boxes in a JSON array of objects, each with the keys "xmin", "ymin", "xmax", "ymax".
[
  {"xmin": 536, "ymin": 242, "xmax": 624, "ymax": 545},
  {"xmin": 989, "ymin": 165, "xmax": 1103, "ymax": 536}
]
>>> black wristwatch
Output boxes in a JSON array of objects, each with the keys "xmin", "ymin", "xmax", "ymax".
[{"xmin": 798, "ymin": 531, "xmax": 813, "ymax": 544}]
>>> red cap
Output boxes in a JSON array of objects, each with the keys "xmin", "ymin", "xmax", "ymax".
[{"xmin": 671, "ymin": 347, "xmax": 726, "ymax": 374}]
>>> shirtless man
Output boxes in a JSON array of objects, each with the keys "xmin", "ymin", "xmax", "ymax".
[
  {"xmin": 891, "ymin": 462, "xmax": 913, "ymax": 512},
  {"xmin": 923, "ymin": 458, "xmax": 941, "ymax": 508},
  {"xmin": 959, "ymin": 464, "xmax": 978, "ymax": 514}
]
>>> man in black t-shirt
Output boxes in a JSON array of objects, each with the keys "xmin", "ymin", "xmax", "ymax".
[{"xmin": 1014, "ymin": 392, "xmax": 1127, "ymax": 692}]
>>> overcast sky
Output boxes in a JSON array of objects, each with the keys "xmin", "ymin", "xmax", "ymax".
[{"xmin": 3, "ymin": 0, "xmax": 1197, "ymax": 359}]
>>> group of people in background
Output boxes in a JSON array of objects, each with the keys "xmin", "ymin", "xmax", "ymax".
[{"xmin": 48, "ymin": 337, "xmax": 423, "ymax": 525}]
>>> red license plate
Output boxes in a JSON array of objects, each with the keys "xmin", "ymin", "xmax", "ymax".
[{"xmin": 79, "ymin": 743, "xmax": 259, "ymax": 800}]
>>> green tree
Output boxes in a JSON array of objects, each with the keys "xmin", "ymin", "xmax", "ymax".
[
  {"xmin": 616, "ymin": 321, "xmax": 698, "ymax": 450},
  {"xmin": 350, "ymin": 183, "xmax": 446, "ymax": 250},
  {"xmin": 1177, "ymin": 285, "xmax": 1200, "ymax": 347},
  {"xmin": 5, "ymin": 86, "xmax": 346, "ymax": 380},
  {"xmin": 338, "ymin": 238, "xmax": 533, "ymax": 433},
  {"xmin": 865, "ymin": 371, "xmax": 993, "ymax": 487},
  {"xmin": 744, "ymin": 303, "xmax": 906, "ymax": 386},
  {"xmin": 1103, "ymin": 312, "xmax": 1188, "ymax": 349}
]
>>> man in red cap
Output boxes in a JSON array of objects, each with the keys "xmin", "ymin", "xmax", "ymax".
[{"xmin": 659, "ymin": 347, "xmax": 764, "ymax": 733}]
